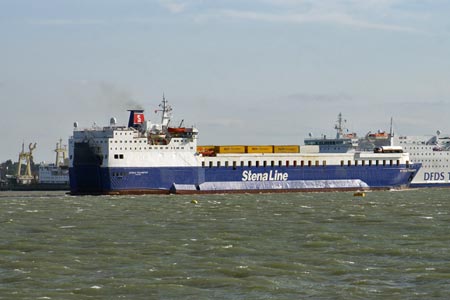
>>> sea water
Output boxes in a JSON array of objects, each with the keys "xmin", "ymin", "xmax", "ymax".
[{"xmin": 1, "ymin": 189, "xmax": 449, "ymax": 299}]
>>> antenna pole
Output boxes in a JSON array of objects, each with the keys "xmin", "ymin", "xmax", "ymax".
[
  {"xmin": 389, "ymin": 117, "xmax": 394, "ymax": 146},
  {"xmin": 335, "ymin": 113, "xmax": 344, "ymax": 139}
]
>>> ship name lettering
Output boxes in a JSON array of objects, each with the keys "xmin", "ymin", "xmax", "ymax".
[
  {"xmin": 129, "ymin": 171, "xmax": 149, "ymax": 176},
  {"xmin": 242, "ymin": 170, "xmax": 288, "ymax": 181}
]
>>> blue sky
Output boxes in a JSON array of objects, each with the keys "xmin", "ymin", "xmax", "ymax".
[{"xmin": 1, "ymin": 0, "xmax": 450, "ymax": 162}]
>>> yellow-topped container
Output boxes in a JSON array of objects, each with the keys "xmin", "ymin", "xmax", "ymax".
[
  {"xmin": 245, "ymin": 145, "xmax": 274, "ymax": 153},
  {"xmin": 273, "ymin": 145, "xmax": 300, "ymax": 153},
  {"xmin": 215, "ymin": 145, "xmax": 246, "ymax": 154}
]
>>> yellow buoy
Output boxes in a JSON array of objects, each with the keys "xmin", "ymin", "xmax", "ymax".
[
  {"xmin": 353, "ymin": 192, "xmax": 366, "ymax": 197},
  {"xmin": 191, "ymin": 199, "xmax": 198, "ymax": 204}
]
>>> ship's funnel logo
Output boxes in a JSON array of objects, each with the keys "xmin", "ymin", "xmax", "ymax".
[
  {"xmin": 128, "ymin": 110, "xmax": 145, "ymax": 128},
  {"xmin": 134, "ymin": 113, "xmax": 144, "ymax": 124}
]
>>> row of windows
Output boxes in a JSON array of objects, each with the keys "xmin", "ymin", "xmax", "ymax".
[
  {"xmin": 418, "ymin": 159, "xmax": 449, "ymax": 162},
  {"xmin": 110, "ymin": 146, "xmax": 195, "ymax": 159},
  {"xmin": 94, "ymin": 139, "xmax": 146, "ymax": 144},
  {"xmin": 422, "ymin": 165, "xmax": 449, "ymax": 168},
  {"xmin": 111, "ymin": 146, "xmax": 194, "ymax": 152},
  {"xmin": 399, "ymin": 141, "xmax": 426, "ymax": 144},
  {"xmin": 92, "ymin": 136, "xmax": 190, "ymax": 145},
  {"xmin": 395, "ymin": 144, "xmax": 450, "ymax": 155},
  {"xmin": 410, "ymin": 152, "xmax": 449, "ymax": 156},
  {"xmin": 113, "ymin": 140, "xmax": 146, "ymax": 144},
  {"xmin": 112, "ymin": 139, "xmax": 188, "ymax": 143},
  {"xmin": 201, "ymin": 159, "xmax": 405, "ymax": 168},
  {"xmin": 405, "ymin": 146, "xmax": 431, "ymax": 149},
  {"xmin": 305, "ymin": 141, "xmax": 346, "ymax": 145},
  {"xmin": 115, "ymin": 132, "xmax": 133, "ymax": 136}
]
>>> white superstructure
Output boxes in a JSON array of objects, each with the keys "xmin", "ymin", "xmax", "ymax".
[
  {"xmin": 69, "ymin": 96, "xmax": 200, "ymax": 170},
  {"xmin": 394, "ymin": 132, "xmax": 450, "ymax": 186},
  {"xmin": 38, "ymin": 139, "xmax": 69, "ymax": 185}
]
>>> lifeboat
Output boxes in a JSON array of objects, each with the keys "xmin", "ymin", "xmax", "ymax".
[
  {"xmin": 168, "ymin": 127, "xmax": 188, "ymax": 133},
  {"xmin": 344, "ymin": 133, "xmax": 357, "ymax": 138},
  {"xmin": 368, "ymin": 131, "xmax": 389, "ymax": 139}
]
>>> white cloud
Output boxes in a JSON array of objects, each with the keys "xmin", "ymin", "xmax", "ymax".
[
  {"xmin": 161, "ymin": 0, "xmax": 426, "ymax": 33},
  {"xmin": 218, "ymin": 9, "xmax": 418, "ymax": 32},
  {"xmin": 28, "ymin": 0, "xmax": 428, "ymax": 33},
  {"xmin": 159, "ymin": 0, "xmax": 188, "ymax": 14}
]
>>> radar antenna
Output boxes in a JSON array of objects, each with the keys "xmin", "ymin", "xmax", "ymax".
[
  {"xmin": 334, "ymin": 113, "xmax": 346, "ymax": 139},
  {"xmin": 156, "ymin": 93, "xmax": 172, "ymax": 127}
]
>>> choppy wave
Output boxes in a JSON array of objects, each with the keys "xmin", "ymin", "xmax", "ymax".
[{"xmin": 1, "ymin": 189, "xmax": 449, "ymax": 299}]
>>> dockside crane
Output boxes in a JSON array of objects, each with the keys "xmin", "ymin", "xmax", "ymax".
[{"xmin": 16, "ymin": 142, "xmax": 37, "ymax": 184}]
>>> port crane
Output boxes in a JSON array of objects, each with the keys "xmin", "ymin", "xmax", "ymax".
[{"xmin": 16, "ymin": 142, "xmax": 37, "ymax": 184}]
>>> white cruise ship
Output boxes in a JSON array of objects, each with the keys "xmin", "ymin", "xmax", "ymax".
[
  {"xmin": 308, "ymin": 114, "xmax": 449, "ymax": 188},
  {"xmin": 394, "ymin": 132, "xmax": 450, "ymax": 187}
]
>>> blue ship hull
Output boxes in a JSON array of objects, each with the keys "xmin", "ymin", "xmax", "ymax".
[
  {"xmin": 69, "ymin": 164, "xmax": 419, "ymax": 195},
  {"xmin": 409, "ymin": 182, "xmax": 450, "ymax": 188}
]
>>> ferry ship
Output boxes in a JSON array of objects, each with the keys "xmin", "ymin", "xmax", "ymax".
[
  {"xmin": 38, "ymin": 139, "xmax": 69, "ymax": 187},
  {"xmin": 68, "ymin": 97, "xmax": 420, "ymax": 195},
  {"xmin": 312, "ymin": 114, "xmax": 450, "ymax": 188},
  {"xmin": 390, "ymin": 132, "xmax": 450, "ymax": 188}
]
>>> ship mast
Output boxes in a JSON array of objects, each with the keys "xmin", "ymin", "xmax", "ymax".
[
  {"xmin": 389, "ymin": 117, "xmax": 394, "ymax": 146},
  {"xmin": 335, "ymin": 113, "xmax": 346, "ymax": 139},
  {"xmin": 157, "ymin": 94, "xmax": 172, "ymax": 127}
]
